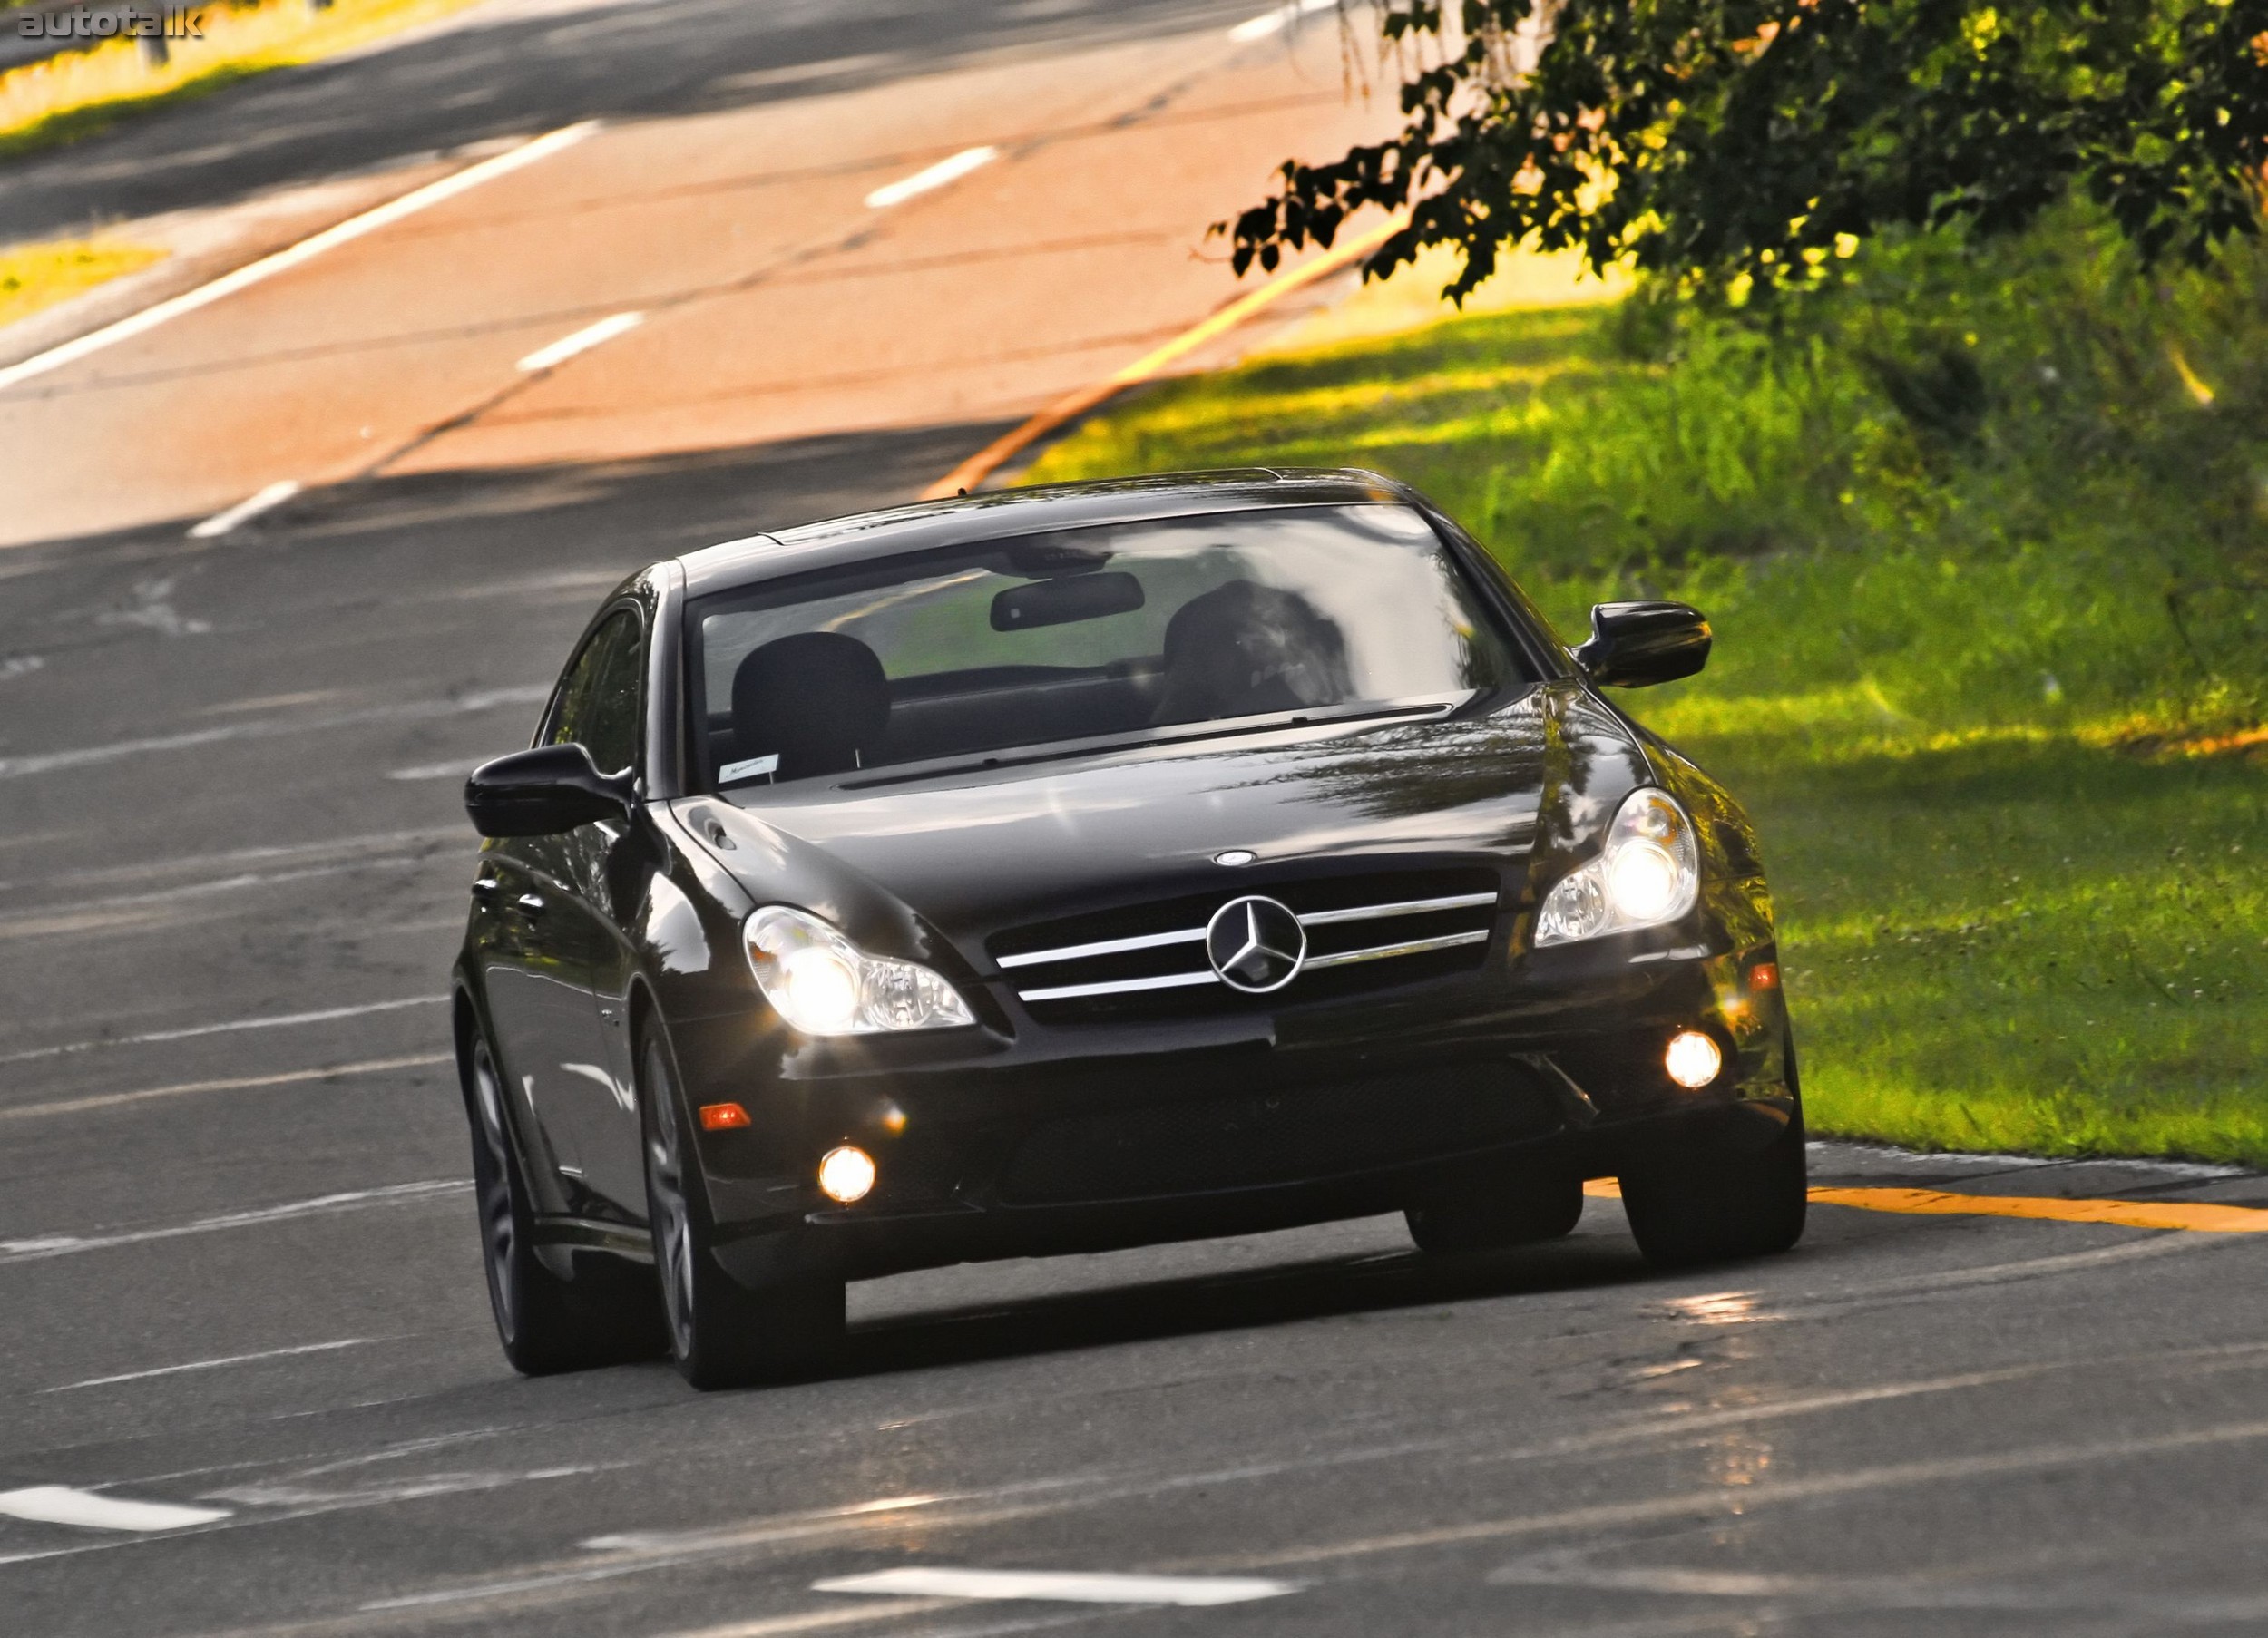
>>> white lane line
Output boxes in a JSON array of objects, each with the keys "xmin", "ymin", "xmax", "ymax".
[
  {"xmin": 46, "ymin": 1338, "xmax": 376, "ymax": 1393},
  {"xmin": 386, "ymin": 761, "xmax": 474, "ymax": 781},
  {"xmin": 0, "ymin": 682, "xmax": 548, "ymax": 781},
  {"xmin": 813, "ymin": 1568, "xmax": 1298, "ymax": 1606},
  {"xmin": 0, "ymin": 996, "xmax": 445, "ymax": 1068},
  {"xmin": 0, "ymin": 1180, "xmax": 468, "ymax": 1265},
  {"xmin": 516, "ymin": 309, "xmax": 643, "ymax": 373},
  {"xmin": 1228, "ymin": 0, "xmax": 1335, "ymax": 42},
  {"xmin": 0, "ymin": 123, "xmax": 600, "ymax": 397},
  {"xmin": 0, "ymin": 1487, "xmax": 230, "ymax": 1532},
  {"xmin": 865, "ymin": 145, "xmax": 998, "ymax": 210},
  {"xmin": 0, "ymin": 1052, "xmax": 452, "ymax": 1126},
  {"xmin": 186, "ymin": 480, "xmax": 300, "ymax": 541}
]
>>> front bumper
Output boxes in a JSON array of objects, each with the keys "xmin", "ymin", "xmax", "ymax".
[{"xmin": 671, "ymin": 938, "xmax": 1792, "ymax": 1285}]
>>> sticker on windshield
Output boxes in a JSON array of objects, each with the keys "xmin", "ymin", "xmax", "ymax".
[{"xmin": 719, "ymin": 754, "xmax": 780, "ymax": 785}]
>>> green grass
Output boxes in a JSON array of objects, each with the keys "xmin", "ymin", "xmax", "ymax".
[{"xmin": 1022, "ymin": 262, "xmax": 2268, "ymax": 1164}]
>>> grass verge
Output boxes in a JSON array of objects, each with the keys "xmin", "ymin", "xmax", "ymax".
[
  {"xmin": 0, "ymin": 0, "xmax": 489, "ymax": 161},
  {"xmin": 1022, "ymin": 288, "xmax": 2268, "ymax": 1165},
  {"xmin": 0, "ymin": 235, "xmax": 165, "ymax": 326}
]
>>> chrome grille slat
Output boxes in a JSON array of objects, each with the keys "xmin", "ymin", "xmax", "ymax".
[
  {"xmin": 1001, "ymin": 881, "xmax": 1501, "ymax": 1008},
  {"xmin": 1018, "ymin": 970, "xmax": 1220, "ymax": 1002},
  {"xmin": 1302, "ymin": 929, "xmax": 1490, "ymax": 970},
  {"xmin": 1295, "ymin": 892, "xmax": 1498, "ymax": 928},
  {"xmin": 996, "ymin": 926, "xmax": 1207, "ymax": 970}
]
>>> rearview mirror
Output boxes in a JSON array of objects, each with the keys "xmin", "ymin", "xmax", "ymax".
[
  {"xmin": 464, "ymin": 744, "xmax": 635, "ymax": 837},
  {"xmin": 1573, "ymin": 601, "xmax": 1711, "ymax": 688},
  {"xmin": 992, "ymin": 570, "xmax": 1145, "ymax": 631}
]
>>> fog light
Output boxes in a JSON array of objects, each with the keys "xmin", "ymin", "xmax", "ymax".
[
  {"xmin": 1665, "ymin": 1029, "xmax": 1723, "ymax": 1089},
  {"xmin": 817, "ymin": 1145, "xmax": 875, "ymax": 1204}
]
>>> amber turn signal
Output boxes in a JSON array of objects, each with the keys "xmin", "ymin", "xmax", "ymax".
[{"xmin": 699, "ymin": 1102, "xmax": 751, "ymax": 1131}]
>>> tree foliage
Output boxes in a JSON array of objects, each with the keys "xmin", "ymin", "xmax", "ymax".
[{"xmin": 1223, "ymin": 0, "xmax": 2268, "ymax": 300}]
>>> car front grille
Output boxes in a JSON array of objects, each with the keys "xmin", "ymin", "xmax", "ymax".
[{"xmin": 989, "ymin": 868, "xmax": 1502, "ymax": 1019}]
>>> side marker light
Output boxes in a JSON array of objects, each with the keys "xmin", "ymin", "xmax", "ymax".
[
  {"xmin": 818, "ymin": 1145, "xmax": 876, "ymax": 1204},
  {"xmin": 1665, "ymin": 1030, "xmax": 1724, "ymax": 1089},
  {"xmin": 1749, "ymin": 961, "xmax": 1780, "ymax": 990},
  {"xmin": 699, "ymin": 1102, "xmax": 751, "ymax": 1131}
]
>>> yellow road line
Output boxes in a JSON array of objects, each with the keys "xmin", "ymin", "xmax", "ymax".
[
  {"xmin": 920, "ymin": 216, "xmax": 1406, "ymax": 500},
  {"xmin": 1583, "ymin": 1177, "xmax": 2268, "ymax": 1233}
]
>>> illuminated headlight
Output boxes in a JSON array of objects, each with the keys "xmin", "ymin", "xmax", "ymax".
[
  {"xmin": 745, "ymin": 906, "xmax": 974, "ymax": 1036},
  {"xmin": 1534, "ymin": 787, "xmax": 1701, "ymax": 947}
]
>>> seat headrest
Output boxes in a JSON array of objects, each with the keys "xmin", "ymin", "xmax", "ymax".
[{"xmin": 731, "ymin": 631, "xmax": 890, "ymax": 778}]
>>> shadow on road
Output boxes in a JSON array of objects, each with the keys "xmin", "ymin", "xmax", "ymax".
[{"xmin": 833, "ymin": 1235, "xmax": 1657, "ymax": 1382}]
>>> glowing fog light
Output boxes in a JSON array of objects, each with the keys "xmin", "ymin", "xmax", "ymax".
[
  {"xmin": 1665, "ymin": 1029, "xmax": 1724, "ymax": 1089},
  {"xmin": 817, "ymin": 1145, "xmax": 876, "ymax": 1204}
]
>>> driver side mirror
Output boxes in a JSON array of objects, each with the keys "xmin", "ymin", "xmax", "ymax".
[
  {"xmin": 464, "ymin": 744, "xmax": 635, "ymax": 837},
  {"xmin": 1573, "ymin": 601, "xmax": 1711, "ymax": 688}
]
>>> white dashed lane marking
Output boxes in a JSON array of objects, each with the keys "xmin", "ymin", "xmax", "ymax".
[
  {"xmin": 0, "ymin": 1487, "xmax": 230, "ymax": 1533},
  {"xmin": 865, "ymin": 146, "xmax": 997, "ymax": 209},
  {"xmin": 813, "ymin": 1568, "xmax": 1299, "ymax": 1605},
  {"xmin": 516, "ymin": 310, "xmax": 644, "ymax": 373},
  {"xmin": 187, "ymin": 481, "xmax": 300, "ymax": 540}
]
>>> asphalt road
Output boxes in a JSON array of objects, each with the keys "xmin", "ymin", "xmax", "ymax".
[{"xmin": 3, "ymin": 4, "xmax": 2267, "ymax": 1634}]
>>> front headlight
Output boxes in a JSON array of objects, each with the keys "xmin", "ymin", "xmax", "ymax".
[
  {"xmin": 1533, "ymin": 787, "xmax": 1700, "ymax": 947},
  {"xmin": 744, "ymin": 906, "xmax": 975, "ymax": 1036}
]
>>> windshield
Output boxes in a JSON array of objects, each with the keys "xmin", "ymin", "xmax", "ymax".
[{"xmin": 686, "ymin": 503, "xmax": 1526, "ymax": 790}]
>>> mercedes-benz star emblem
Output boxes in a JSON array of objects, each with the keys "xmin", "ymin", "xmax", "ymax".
[{"xmin": 1205, "ymin": 894, "xmax": 1306, "ymax": 994}]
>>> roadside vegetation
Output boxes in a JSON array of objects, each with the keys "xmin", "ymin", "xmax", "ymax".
[
  {"xmin": 1022, "ymin": 211, "xmax": 2268, "ymax": 1164},
  {"xmin": 0, "ymin": 0, "xmax": 484, "ymax": 161},
  {"xmin": 0, "ymin": 235, "xmax": 163, "ymax": 326}
]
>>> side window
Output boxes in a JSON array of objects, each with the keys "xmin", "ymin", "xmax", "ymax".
[{"xmin": 548, "ymin": 610, "xmax": 643, "ymax": 776}]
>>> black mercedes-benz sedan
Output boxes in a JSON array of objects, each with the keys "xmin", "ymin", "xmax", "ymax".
[{"xmin": 454, "ymin": 469, "xmax": 1804, "ymax": 1389}]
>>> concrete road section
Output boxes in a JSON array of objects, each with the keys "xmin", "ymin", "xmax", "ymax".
[{"xmin": 1, "ymin": 2, "xmax": 2264, "ymax": 1634}]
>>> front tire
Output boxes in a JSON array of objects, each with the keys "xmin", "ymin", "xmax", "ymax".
[
  {"xmin": 640, "ymin": 1029, "xmax": 845, "ymax": 1391},
  {"xmin": 461, "ymin": 1022, "xmax": 660, "ymax": 1374},
  {"xmin": 1619, "ymin": 1029, "xmax": 1809, "ymax": 1270}
]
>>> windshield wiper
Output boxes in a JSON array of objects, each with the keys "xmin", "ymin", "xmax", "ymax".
[{"xmin": 826, "ymin": 697, "xmax": 1461, "ymax": 793}]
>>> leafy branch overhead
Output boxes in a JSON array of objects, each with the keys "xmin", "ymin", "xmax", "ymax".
[{"xmin": 1223, "ymin": 0, "xmax": 2268, "ymax": 300}]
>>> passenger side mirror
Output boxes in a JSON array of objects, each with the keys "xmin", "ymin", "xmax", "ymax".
[
  {"xmin": 464, "ymin": 744, "xmax": 635, "ymax": 837},
  {"xmin": 1573, "ymin": 601, "xmax": 1711, "ymax": 688}
]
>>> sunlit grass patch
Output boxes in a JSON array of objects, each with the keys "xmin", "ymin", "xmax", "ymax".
[
  {"xmin": 1673, "ymin": 727, "xmax": 2268, "ymax": 1163},
  {"xmin": 0, "ymin": 237, "xmax": 165, "ymax": 327},
  {"xmin": 0, "ymin": 0, "xmax": 488, "ymax": 161}
]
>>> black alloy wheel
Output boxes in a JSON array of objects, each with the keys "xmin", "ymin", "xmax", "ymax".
[
  {"xmin": 1618, "ymin": 1024, "xmax": 1810, "ymax": 1269},
  {"xmin": 639, "ymin": 1029, "xmax": 846, "ymax": 1391},
  {"xmin": 1405, "ymin": 1166, "xmax": 1585, "ymax": 1255},
  {"xmin": 461, "ymin": 1021, "xmax": 660, "ymax": 1373}
]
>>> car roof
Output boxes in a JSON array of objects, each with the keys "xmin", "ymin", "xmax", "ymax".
[{"xmin": 675, "ymin": 468, "xmax": 1416, "ymax": 597}]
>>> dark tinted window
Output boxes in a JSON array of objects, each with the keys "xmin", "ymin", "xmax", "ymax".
[
  {"xmin": 687, "ymin": 504, "xmax": 1526, "ymax": 789},
  {"xmin": 549, "ymin": 609, "xmax": 642, "ymax": 776}
]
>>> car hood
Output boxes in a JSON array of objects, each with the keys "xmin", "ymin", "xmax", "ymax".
[{"xmin": 678, "ymin": 686, "xmax": 1647, "ymax": 962}]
